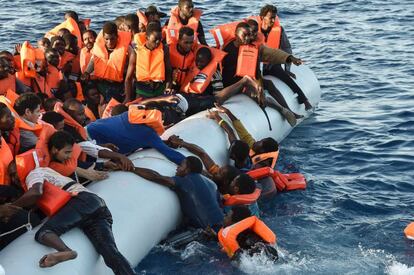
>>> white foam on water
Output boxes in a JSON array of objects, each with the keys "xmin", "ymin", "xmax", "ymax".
[{"xmin": 386, "ymin": 262, "xmax": 414, "ymax": 275}]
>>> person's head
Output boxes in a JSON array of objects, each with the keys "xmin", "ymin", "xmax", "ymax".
[
  {"xmin": 84, "ymin": 84, "xmax": 101, "ymax": 105},
  {"xmin": 252, "ymin": 137, "xmax": 279, "ymax": 155},
  {"xmin": 176, "ymin": 156, "xmax": 203, "ymax": 177},
  {"xmin": 57, "ymin": 28, "xmax": 71, "ymax": 38},
  {"xmin": 214, "ymin": 165, "xmax": 241, "ymax": 194},
  {"xmin": 103, "ymin": 22, "xmax": 118, "ymax": 50},
  {"xmin": 82, "ymin": 30, "xmax": 97, "ymax": 51},
  {"xmin": 224, "ymin": 206, "xmax": 251, "ymax": 227},
  {"xmin": 195, "ymin": 47, "xmax": 212, "ymax": 70},
  {"xmin": 62, "ymin": 33, "xmax": 79, "ymax": 54},
  {"xmin": 64, "ymin": 10, "xmax": 79, "ymax": 22},
  {"xmin": 63, "ymin": 98, "xmax": 87, "ymax": 126},
  {"xmin": 124, "ymin": 14, "xmax": 139, "ymax": 34},
  {"xmin": 45, "ymin": 48, "xmax": 60, "ymax": 67},
  {"xmin": 51, "ymin": 36, "xmax": 66, "ymax": 55},
  {"xmin": 259, "ymin": 4, "xmax": 277, "ymax": 29},
  {"xmin": 43, "ymin": 97, "xmax": 61, "ymax": 112},
  {"xmin": 177, "ymin": 27, "xmax": 194, "ymax": 54},
  {"xmin": 229, "ymin": 140, "xmax": 250, "ymax": 168},
  {"xmin": 14, "ymin": 93, "xmax": 41, "ymax": 123},
  {"xmin": 0, "ymin": 51, "xmax": 15, "ymax": 74},
  {"xmin": 247, "ymin": 19, "xmax": 259, "ymax": 42},
  {"xmin": 178, "ymin": 0, "xmax": 194, "ymax": 19},
  {"xmin": 42, "ymin": 111, "xmax": 65, "ymax": 131},
  {"xmin": 0, "ymin": 57, "xmax": 12, "ymax": 79},
  {"xmin": 235, "ymin": 22, "xmax": 252, "ymax": 45},
  {"xmin": 229, "ymin": 174, "xmax": 256, "ymax": 195},
  {"xmin": 55, "ymin": 79, "xmax": 76, "ymax": 101},
  {"xmin": 38, "ymin": 37, "xmax": 51, "ymax": 52},
  {"xmin": 111, "ymin": 104, "xmax": 128, "ymax": 116},
  {"xmin": 0, "ymin": 102, "xmax": 15, "ymax": 132},
  {"xmin": 145, "ymin": 5, "xmax": 166, "ymax": 22},
  {"xmin": 48, "ymin": 131, "xmax": 75, "ymax": 163},
  {"xmin": 145, "ymin": 22, "xmax": 162, "ymax": 50}
]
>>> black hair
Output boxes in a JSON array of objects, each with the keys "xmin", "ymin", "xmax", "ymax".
[
  {"xmin": 103, "ymin": 21, "xmax": 118, "ymax": 35},
  {"xmin": 261, "ymin": 137, "xmax": 279, "ymax": 153},
  {"xmin": 125, "ymin": 13, "xmax": 139, "ymax": 34},
  {"xmin": 0, "ymin": 50, "xmax": 13, "ymax": 58},
  {"xmin": 83, "ymin": 82, "xmax": 98, "ymax": 97},
  {"xmin": 146, "ymin": 21, "xmax": 162, "ymax": 36},
  {"xmin": 14, "ymin": 93, "xmax": 41, "ymax": 116},
  {"xmin": 114, "ymin": 16, "xmax": 125, "ymax": 28},
  {"xmin": 56, "ymin": 80, "xmax": 76, "ymax": 101},
  {"xmin": 196, "ymin": 47, "xmax": 212, "ymax": 63},
  {"xmin": 229, "ymin": 140, "xmax": 250, "ymax": 164},
  {"xmin": 39, "ymin": 37, "xmax": 51, "ymax": 47},
  {"xmin": 111, "ymin": 104, "xmax": 128, "ymax": 116},
  {"xmin": 57, "ymin": 28, "xmax": 71, "ymax": 36},
  {"xmin": 0, "ymin": 102, "xmax": 8, "ymax": 117},
  {"xmin": 235, "ymin": 22, "xmax": 250, "ymax": 34},
  {"xmin": 62, "ymin": 33, "xmax": 78, "ymax": 53},
  {"xmin": 185, "ymin": 156, "xmax": 203, "ymax": 173},
  {"xmin": 179, "ymin": 26, "xmax": 194, "ymax": 39},
  {"xmin": 64, "ymin": 10, "xmax": 79, "ymax": 22},
  {"xmin": 231, "ymin": 206, "xmax": 251, "ymax": 224},
  {"xmin": 42, "ymin": 111, "xmax": 64, "ymax": 126},
  {"xmin": 234, "ymin": 174, "xmax": 256, "ymax": 194},
  {"xmin": 247, "ymin": 19, "xmax": 259, "ymax": 28},
  {"xmin": 50, "ymin": 36, "xmax": 66, "ymax": 46},
  {"xmin": 260, "ymin": 4, "xmax": 278, "ymax": 17},
  {"xmin": 178, "ymin": 0, "xmax": 193, "ymax": 8},
  {"xmin": 83, "ymin": 29, "xmax": 97, "ymax": 39},
  {"xmin": 43, "ymin": 97, "xmax": 61, "ymax": 112},
  {"xmin": 48, "ymin": 131, "xmax": 75, "ymax": 151},
  {"xmin": 217, "ymin": 165, "xmax": 241, "ymax": 194},
  {"xmin": 63, "ymin": 98, "xmax": 82, "ymax": 113}
]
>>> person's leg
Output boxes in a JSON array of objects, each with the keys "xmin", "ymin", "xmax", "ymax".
[{"xmin": 82, "ymin": 206, "xmax": 136, "ymax": 275}]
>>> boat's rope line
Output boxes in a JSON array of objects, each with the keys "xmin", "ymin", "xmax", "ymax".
[{"xmin": 0, "ymin": 210, "xmax": 33, "ymax": 238}]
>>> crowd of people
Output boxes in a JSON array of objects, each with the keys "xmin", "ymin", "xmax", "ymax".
[{"xmin": 0, "ymin": 1, "xmax": 310, "ymax": 273}]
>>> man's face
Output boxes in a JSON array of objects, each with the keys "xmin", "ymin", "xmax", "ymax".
[
  {"xmin": 46, "ymin": 51, "xmax": 60, "ymax": 67},
  {"xmin": 179, "ymin": 1, "xmax": 194, "ymax": 19},
  {"xmin": 0, "ymin": 109, "xmax": 15, "ymax": 131},
  {"xmin": 103, "ymin": 33, "xmax": 118, "ymax": 50},
  {"xmin": 236, "ymin": 27, "xmax": 251, "ymax": 45},
  {"xmin": 51, "ymin": 144, "xmax": 73, "ymax": 163},
  {"xmin": 67, "ymin": 103, "xmax": 87, "ymax": 126},
  {"xmin": 195, "ymin": 55, "xmax": 209, "ymax": 70},
  {"xmin": 175, "ymin": 159, "xmax": 188, "ymax": 177},
  {"xmin": 52, "ymin": 40, "xmax": 66, "ymax": 55},
  {"xmin": 83, "ymin": 32, "xmax": 96, "ymax": 50},
  {"xmin": 87, "ymin": 88, "xmax": 101, "ymax": 105},
  {"xmin": 146, "ymin": 32, "xmax": 162, "ymax": 50},
  {"xmin": 24, "ymin": 105, "xmax": 41, "ymax": 124},
  {"xmin": 262, "ymin": 12, "xmax": 276, "ymax": 29},
  {"xmin": 178, "ymin": 34, "xmax": 194, "ymax": 54}
]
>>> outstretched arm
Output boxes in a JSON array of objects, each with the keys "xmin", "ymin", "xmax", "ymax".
[
  {"xmin": 207, "ymin": 110, "xmax": 237, "ymax": 144},
  {"xmin": 132, "ymin": 167, "xmax": 175, "ymax": 188}
]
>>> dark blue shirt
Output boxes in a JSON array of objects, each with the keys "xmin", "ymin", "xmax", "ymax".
[
  {"xmin": 172, "ymin": 173, "xmax": 224, "ymax": 229},
  {"xmin": 86, "ymin": 112, "xmax": 185, "ymax": 165}
]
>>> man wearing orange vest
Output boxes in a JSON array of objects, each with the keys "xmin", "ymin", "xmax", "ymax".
[
  {"xmin": 0, "ymin": 102, "xmax": 19, "ymax": 156},
  {"xmin": 0, "ymin": 55, "xmax": 30, "ymax": 95},
  {"xmin": 219, "ymin": 206, "xmax": 278, "ymax": 261},
  {"xmin": 257, "ymin": 5, "xmax": 313, "ymax": 111},
  {"xmin": 80, "ymin": 30, "xmax": 97, "ymax": 74},
  {"xmin": 137, "ymin": 5, "xmax": 167, "ymax": 33},
  {"xmin": 125, "ymin": 22, "xmax": 172, "ymax": 100},
  {"xmin": 165, "ymin": 0, "xmax": 208, "ymax": 45},
  {"xmin": 82, "ymin": 22, "xmax": 132, "ymax": 102}
]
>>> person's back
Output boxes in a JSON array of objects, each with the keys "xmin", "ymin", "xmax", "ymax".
[{"xmin": 172, "ymin": 173, "xmax": 224, "ymax": 229}]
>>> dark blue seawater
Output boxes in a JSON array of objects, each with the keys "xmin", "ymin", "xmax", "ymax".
[{"xmin": 1, "ymin": 0, "xmax": 413, "ymax": 274}]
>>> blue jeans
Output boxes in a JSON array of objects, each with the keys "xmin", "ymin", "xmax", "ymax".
[{"xmin": 35, "ymin": 192, "xmax": 135, "ymax": 275}]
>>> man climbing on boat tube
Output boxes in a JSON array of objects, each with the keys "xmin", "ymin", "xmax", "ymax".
[
  {"xmin": 11, "ymin": 131, "xmax": 136, "ymax": 274},
  {"xmin": 132, "ymin": 156, "xmax": 224, "ymax": 232}
]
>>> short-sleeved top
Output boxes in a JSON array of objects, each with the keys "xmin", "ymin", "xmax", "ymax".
[
  {"xmin": 26, "ymin": 167, "xmax": 89, "ymax": 194},
  {"xmin": 172, "ymin": 173, "xmax": 224, "ymax": 229}
]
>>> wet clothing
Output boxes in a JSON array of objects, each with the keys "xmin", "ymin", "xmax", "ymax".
[
  {"xmin": 35, "ymin": 191, "xmax": 135, "ymax": 275},
  {"xmin": 86, "ymin": 112, "xmax": 185, "ymax": 164},
  {"xmin": 172, "ymin": 173, "xmax": 224, "ymax": 230}
]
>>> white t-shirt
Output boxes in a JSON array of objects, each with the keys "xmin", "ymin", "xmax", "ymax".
[{"xmin": 26, "ymin": 167, "xmax": 89, "ymax": 194}]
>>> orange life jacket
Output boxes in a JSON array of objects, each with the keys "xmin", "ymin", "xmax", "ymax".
[
  {"xmin": 136, "ymin": 10, "xmax": 148, "ymax": 32},
  {"xmin": 92, "ymin": 31, "xmax": 131, "ymax": 82},
  {"xmin": 218, "ymin": 216, "xmax": 276, "ymax": 258},
  {"xmin": 46, "ymin": 17, "xmax": 83, "ymax": 49},
  {"xmin": 53, "ymin": 102, "xmax": 87, "ymax": 141},
  {"xmin": 46, "ymin": 65, "xmax": 63, "ymax": 93},
  {"xmin": 0, "ymin": 76, "xmax": 16, "ymax": 95},
  {"xmin": 134, "ymin": 33, "xmax": 165, "ymax": 82},
  {"xmin": 166, "ymin": 7, "xmax": 202, "ymax": 44},
  {"xmin": 0, "ymin": 137, "xmax": 14, "ymax": 185},
  {"xmin": 6, "ymin": 126, "xmax": 20, "ymax": 157},
  {"xmin": 20, "ymin": 41, "xmax": 38, "ymax": 78},
  {"xmin": 80, "ymin": 47, "xmax": 92, "ymax": 74},
  {"xmin": 247, "ymin": 166, "xmax": 306, "ymax": 192},
  {"xmin": 235, "ymin": 44, "xmax": 259, "ymax": 79},
  {"xmin": 250, "ymin": 150, "xmax": 279, "ymax": 169},
  {"xmin": 84, "ymin": 106, "xmax": 96, "ymax": 122},
  {"xmin": 15, "ymin": 149, "xmax": 72, "ymax": 216},
  {"xmin": 4, "ymin": 89, "xmax": 19, "ymax": 106},
  {"xmin": 101, "ymin": 97, "xmax": 121, "ymax": 119},
  {"xmin": 128, "ymin": 105, "xmax": 165, "ymax": 135},
  {"xmin": 180, "ymin": 46, "xmax": 227, "ymax": 94},
  {"xmin": 58, "ymin": 51, "xmax": 76, "ymax": 71},
  {"xmin": 249, "ymin": 15, "xmax": 282, "ymax": 49},
  {"xmin": 405, "ymin": 222, "xmax": 414, "ymax": 240},
  {"xmin": 169, "ymin": 42, "xmax": 195, "ymax": 86},
  {"xmin": 223, "ymin": 188, "xmax": 261, "ymax": 206},
  {"xmin": 209, "ymin": 21, "xmax": 242, "ymax": 49}
]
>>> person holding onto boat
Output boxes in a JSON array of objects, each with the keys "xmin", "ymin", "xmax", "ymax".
[
  {"xmin": 132, "ymin": 155, "xmax": 224, "ymax": 232},
  {"xmin": 124, "ymin": 22, "xmax": 173, "ymax": 101},
  {"xmin": 165, "ymin": 0, "xmax": 208, "ymax": 45},
  {"xmin": 10, "ymin": 131, "xmax": 137, "ymax": 274}
]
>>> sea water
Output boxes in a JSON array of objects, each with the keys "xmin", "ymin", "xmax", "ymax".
[{"xmin": 1, "ymin": 0, "xmax": 413, "ymax": 274}]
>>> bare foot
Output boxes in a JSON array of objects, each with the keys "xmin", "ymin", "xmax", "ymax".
[
  {"xmin": 304, "ymin": 100, "xmax": 313, "ymax": 111},
  {"xmin": 39, "ymin": 250, "xmax": 77, "ymax": 268},
  {"xmin": 281, "ymin": 108, "xmax": 297, "ymax": 127}
]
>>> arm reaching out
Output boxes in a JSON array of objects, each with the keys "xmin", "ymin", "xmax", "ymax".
[{"xmin": 132, "ymin": 167, "xmax": 175, "ymax": 188}]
